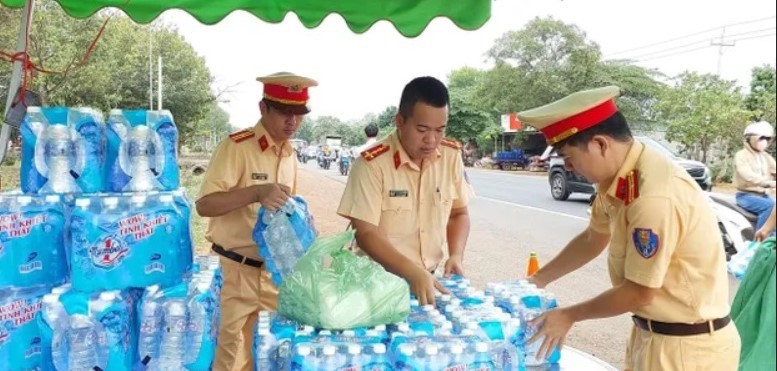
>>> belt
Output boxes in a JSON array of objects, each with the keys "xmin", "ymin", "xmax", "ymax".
[
  {"xmin": 211, "ymin": 244, "xmax": 264, "ymax": 269},
  {"xmin": 632, "ymin": 315, "xmax": 731, "ymax": 336}
]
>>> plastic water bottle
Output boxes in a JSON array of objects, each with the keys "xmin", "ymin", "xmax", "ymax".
[
  {"xmin": 125, "ymin": 125, "xmax": 161, "ymax": 192},
  {"xmin": 42, "ymin": 124, "xmax": 80, "ymax": 194},
  {"xmin": 447, "ymin": 343, "xmax": 467, "ymax": 369},
  {"xmin": 291, "ymin": 344, "xmax": 314, "ymax": 371},
  {"xmin": 320, "ymin": 344, "xmax": 343, "ymax": 370},
  {"xmin": 255, "ymin": 328, "xmax": 276, "ymax": 370},
  {"xmin": 42, "ymin": 294, "xmax": 68, "ymax": 371},
  {"xmin": 157, "ymin": 298, "xmax": 188, "ymax": 370},
  {"xmin": 68, "ymin": 314, "xmax": 100, "ymax": 370},
  {"xmin": 472, "ymin": 342, "xmax": 495, "ymax": 369},
  {"xmin": 364, "ymin": 343, "xmax": 392, "ymax": 371},
  {"xmin": 138, "ymin": 286, "xmax": 162, "ymax": 367},
  {"xmin": 345, "ymin": 344, "xmax": 362, "ymax": 369},
  {"xmin": 186, "ymin": 282, "xmax": 210, "ymax": 364}
]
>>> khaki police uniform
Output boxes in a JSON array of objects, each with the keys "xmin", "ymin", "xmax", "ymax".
[
  {"xmin": 198, "ymin": 72, "xmax": 315, "ymax": 371},
  {"xmin": 518, "ymin": 86, "xmax": 741, "ymax": 371},
  {"xmin": 337, "ymin": 131, "xmax": 473, "ymax": 271}
]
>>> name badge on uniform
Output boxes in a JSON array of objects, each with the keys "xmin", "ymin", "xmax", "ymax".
[
  {"xmin": 389, "ymin": 190, "xmax": 409, "ymax": 198},
  {"xmin": 252, "ymin": 173, "xmax": 268, "ymax": 181}
]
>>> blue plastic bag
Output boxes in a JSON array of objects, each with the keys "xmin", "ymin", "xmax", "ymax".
[{"xmin": 253, "ymin": 196, "xmax": 317, "ymax": 286}]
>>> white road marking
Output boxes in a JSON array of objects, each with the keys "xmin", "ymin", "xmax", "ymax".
[{"xmin": 477, "ymin": 196, "xmax": 589, "ymax": 222}]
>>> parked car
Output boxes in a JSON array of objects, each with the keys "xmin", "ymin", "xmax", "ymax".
[{"xmin": 548, "ymin": 136, "xmax": 713, "ymax": 201}]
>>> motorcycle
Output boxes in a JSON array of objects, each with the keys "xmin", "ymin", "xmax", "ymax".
[
  {"xmin": 317, "ymin": 152, "xmax": 333, "ymax": 170},
  {"xmin": 707, "ymin": 192, "xmax": 760, "ymax": 261},
  {"xmin": 339, "ymin": 153, "xmax": 352, "ymax": 176}
]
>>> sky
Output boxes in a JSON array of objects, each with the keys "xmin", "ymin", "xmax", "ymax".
[{"xmin": 161, "ymin": 0, "xmax": 777, "ymax": 129}]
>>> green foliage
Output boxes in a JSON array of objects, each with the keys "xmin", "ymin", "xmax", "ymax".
[
  {"xmin": 746, "ymin": 65, "xmax": 776, "ymax": 124},
  {"xmin": 656, "ymin": 72, "xmax": 752, "ymax": 163},
  {"xmin": 1, "ymin": 1, "xmax": 215, "ymax": 145}
]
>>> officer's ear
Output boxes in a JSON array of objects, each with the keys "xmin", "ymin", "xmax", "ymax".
[
  {"xmin": 395, "ymin": 112, "xmax": 405, "ymax": 129},
  {"xmin": 259, "ymin": 100, "xmax": 269, "ymax": 115},
  {"xmin": 590, "ymin": 135, "xmax": 610, "ymax": 157}
]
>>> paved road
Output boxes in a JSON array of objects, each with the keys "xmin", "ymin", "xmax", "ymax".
[{"xmin": 300, "ymin": 160, "xmax": 739, "ymax": 368}]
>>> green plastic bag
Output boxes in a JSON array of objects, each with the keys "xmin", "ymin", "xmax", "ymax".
[
  {"xmin": 277, "ymin": 230, "xmax": 410, "ymax": 330},
  {"xmin": 731, "ymin": 237, "xmax": 776, "ymax": 371}
]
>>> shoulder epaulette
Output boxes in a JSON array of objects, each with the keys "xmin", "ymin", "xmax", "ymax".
[
  {"xmin": 615, "ymin": 169, "xmax": 640, "ymax": 205},
  {"xmin": 440, "ymin": 137, "xmax": 462, "ymax": 150},
  {"xmin": 229, "ymin": 129, "xmax": 255, "ymax": 143},
  {"xmin": 361, "ymin": 144, "xmax": 390, "ymax": 161}
]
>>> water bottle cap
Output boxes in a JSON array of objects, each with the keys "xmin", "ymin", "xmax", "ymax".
[
  {"xmin": 256, "ymin": 328, "xmax": 270, "ymax": 336},
  {"xmin": 440, "ymin": 294, "xmax": 451, "ymax": 302},
  {"xmin": 258, "ymin": 310, "xmax": 271, "ymax": 318},
  {"xmin": 466, "ymin": 321, "xmax": 478, "ymax": 329},
  {"xmin": 302, "ymin": 325, "xmax": 315, "ymax": 333},
  {"xmin": 145, "ymin": 285, "xmax": 160, "ymax": 294},
  {"xmin": 425, "ymin": 344, "xmax": 439, "ymax": 355},
  {"xmin": 75, "ymin": 198, "xmax": 91, "ymax": 207},
  {"xmin": 51, "ymin": 286, "xmax": 69, "ymax": 295},
  {"xmin": 159, "ymin": 195, "xmax": 173, "ymax": 203},
  {"xmin": 410, "ymin": 299, "xmax": 419, "ymax": 306},
  {"xmin": 44, "ymin": 195, "xmax": 60, "ymax": 203},
  {"xmin": 510, "ymin": 296, "xmax": 521, "ymax": 304},
  {"xmin": 441, "ymin": 321, "xmax": 453, "ymax": 330},
  {"xmin": 347, "ymin": 344, "xmax": 362, "ymax": 354},
  {"xmin": 422, "ymin": 304, "xmax": 435, "ymax": 312},
  {"xmin": 109, "ymin": 109, "xmax": 123, "ymax": 115},
  {"xmin": 341, "ymin": 330, "xmax": 356, "ymax": 337},
  {"xmin": 397, "ymin": 323, "xmax": 410, "ymax": 332},
  {"xmin": 398, "ymin": 344, "xmax": 415, "ymax": 355},
  {"xmin": 102, "ymin": 197, "xmax": 119, "ymax": 208},
  {"xmin": 43, "ymin": 294, "xmax": 59, "ymax": 303},
  {"xmin": 318, "ymin": 330, "xmax": 332, "ymax": 336},
  {"xmin": 16, "ymin": 196, "xmax": 32, "ymax": 206},
  {"xmin": 461, "ymin": 329, "xmax": 475, "ymax": 336},
  {"xmin": 372, "ymin": 324, "xmax": 386, "ymax": 331},
  {"xmin": 475, "ymin": 342, "xmax": 489, "ymax": 352},
  {"xmin": 27, "ymin": 106, "xmax": 42, "ymax": 113},
  {"xmin": 165, "ymin": 300, "xmax": 187, "ymax": 316},
  {"xmin": 372, "ymin": 343, "xmax": 386, "ymax": 354},
  {"xmin": 450, "ymin": 344, "xmax": 464, "ymax": 354},
  {"xmin": 322, "ymin": 345, "xmax": 336, "ymax": 356},
  {"xmin": 485, "ymin": 296, "xmax": 495, "ymax": 303},
  {"xmin": 131, "ymin": 194, "xmax": 147, "ymax": 204},
  {"xmin": 99, "ymin": 291, "xmax": 116, "ymax": 301},
  {"xmin": 296, "ymin": 345, "xmax": 311, "ymax": 356}
]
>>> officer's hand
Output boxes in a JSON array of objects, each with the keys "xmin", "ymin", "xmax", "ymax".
[
  {"xmin": 528, "ymin": 308, "xmax": 574, "ymax": 361},
  {"xmin": 253, "ymin": 183, "xmax": 291, "ymax": 211},
  {"xmin": 527, "ymin": 274, "xmax": 548, "ymax": 289},
  {"xmin": 444, "ymin": 255, "xmax": 465, "ymax": 277},
  {"xmin": 407, "ymin": 266, "xmax": 449, "ymax": 306},
  {"xmin": 755, "ymin": 225, "xmax": 775, "ymax": 242}
]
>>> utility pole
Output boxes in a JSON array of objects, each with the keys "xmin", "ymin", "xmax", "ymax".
[
  {"xmin": 148, "ymin": 26, "xmax": 154, "ymax": 110},
  {"xmin": 157, "ymin": 56, "xmax": 162, "ymax": 111},
  {"xmin": 711, "ymin": 27, "xmax": 736, "ymax": 75}
]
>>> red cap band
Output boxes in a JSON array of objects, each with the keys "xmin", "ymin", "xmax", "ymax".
[
  {"xmin": 541, "ymin": 100, "xmax": 619, "ymax": 144},
  {"xmin": 263, "ymin": 83, "xmax": 309, "ymax": 105}
]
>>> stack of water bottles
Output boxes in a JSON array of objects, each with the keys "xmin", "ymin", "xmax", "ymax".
[
  {"xmin": 252, "ymin": 275, "xmax": 561, "ymax": 370},
  {"xmin": 0, "ymin": 106, "xmax": 212, "ymax": 370}
]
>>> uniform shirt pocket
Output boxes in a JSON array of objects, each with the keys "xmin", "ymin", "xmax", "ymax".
[{"xmin": 380, "ymin": 195, "xmax": 414, "ymax": 237}]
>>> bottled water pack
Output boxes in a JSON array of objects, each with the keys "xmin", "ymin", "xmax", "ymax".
[
  {"xmin": 0, "ymin": 286, "xmax": 47, "ymax": 371},
  {"xmin": 137, "ymin": 259, "xmax": 222, "ymax": 371},
  {"xmin": 104, "ymin": 109, "xmax": 179, "ymax": 193},
  {"xmin": 70, "ymin": 192, "xmax": 193, "ymax": 292},
  {"xmin": 20, "ymin": 106, "xmax": 105, "ymax": 194},
  {"xmin": 727, "ymin": 241, "xmax": 759, "ymax": 280},
  {"xmin": 253, "ymin": 196, "xmax": 317, "ymax": 286},
  {"xmin": 0, "ymin": 193, "xmax": 69, "ymax": 289},
  {"xmin": 37, "ymin": 285, "xmax": 140, "ymax": 371}
]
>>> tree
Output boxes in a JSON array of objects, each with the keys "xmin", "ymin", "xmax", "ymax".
[
  {"xmin": 375, "ymin": 105, "xmax": 396, "ymax": 132},
  {"xmin": 746, "ymin": 65, "xmax": 776, "ymax": 124},
  {"xmin": 473, "ymin": 17, "xmax": 663, "ymax": 126},
  {"xmin": 1, "ymin": 2, "xmax": 215, "ymax": 145},
  {"xmin": 446, "ymin": 67, "xmax": 494, "ymax": 143},
  {"xmin": 656, "ymin": 72, "xmax": 752, "ymax": 163}
]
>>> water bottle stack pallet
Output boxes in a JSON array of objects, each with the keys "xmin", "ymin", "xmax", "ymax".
[
  {"xmin": 0, "ymin": 106, "xmax": 212, "ymax": 371},
  {"xmin": 252, "ymin": 275, "xmax": 561, "ymax": 371}
]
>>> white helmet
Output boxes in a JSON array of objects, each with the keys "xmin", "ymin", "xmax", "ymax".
[{"xmin": 744, "ymin": 121, "xmax": 775, "ymax": 137}]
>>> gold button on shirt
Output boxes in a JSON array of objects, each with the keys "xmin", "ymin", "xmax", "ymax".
[
  {"xmin": 337, "ymin": 131, "xmax": 474, "ymax": 271},
  {"xmin": 589, "ymin": 140, "xmax": 731, "ymax": 324},
  {"xmin": 197, "ymin": 122, "xmax": 297, "ymax": 260}
]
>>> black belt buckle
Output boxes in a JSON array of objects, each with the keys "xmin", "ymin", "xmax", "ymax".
[{"xmin": 211, "ymin": 244, "xmax": 264, "ymax": 269}]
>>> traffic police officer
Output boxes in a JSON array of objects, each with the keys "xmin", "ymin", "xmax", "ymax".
[
  {"xmin": 196, "ymin": 72, "xmax": 317, "ymax": 371},
  {"xmin": 337, "ymin": 76, "xmax": 474, "ymax": 306},
  {"xmin": 517, "ymin": 86, "xmax": 741, "ymax": 370}
]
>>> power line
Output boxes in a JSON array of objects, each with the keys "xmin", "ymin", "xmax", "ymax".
[
  {"xmin": 605, "ymin": 15, "xmax": 776, "ymax": 58},
  {"xmin": 633, "ymin": 32, "xmax": 776, "ymax": 62},
  {"xmin": 612, "ymin": 27, "xmax": 775, "ymax": 62}
]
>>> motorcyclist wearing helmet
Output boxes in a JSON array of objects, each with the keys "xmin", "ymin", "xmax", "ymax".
[{"xmin": 734, "ymin": 121, "xmax": 776, "ymax": 231}]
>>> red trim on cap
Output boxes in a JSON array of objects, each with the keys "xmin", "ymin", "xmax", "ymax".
[
  {"xmin": 541, "ymin": 100, "xmax": 618, "ymax": 143},
  {"xmin": 264, "ymin": 83, "xmax": 308, "ymax": 105}
]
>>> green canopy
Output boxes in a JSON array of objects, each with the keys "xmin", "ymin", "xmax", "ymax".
[{"xmin": 0, "ymin": 0, "xmax": 491, "ymax": 37}]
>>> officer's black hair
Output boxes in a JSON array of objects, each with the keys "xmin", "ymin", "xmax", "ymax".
[
  {"xmin": 364, "ymin": 123, "xmax": 379, "ymax": 138},
  {"xmin": 398, "ymin": 76, "xmax": 449, "ymax": 119},
  {"xmin": 554, "ymin": 111, "xmax": 633, "ymax": 150}
]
